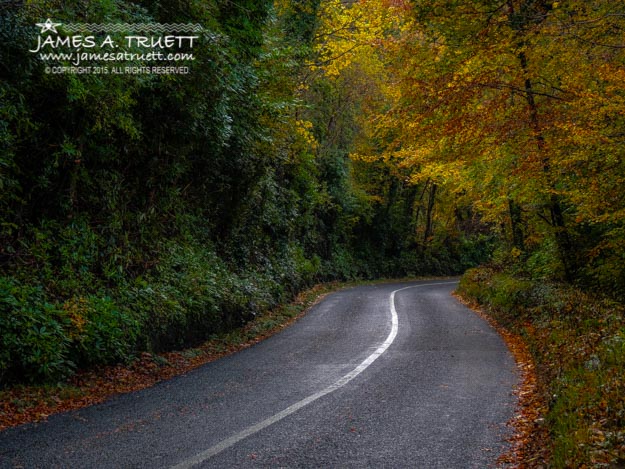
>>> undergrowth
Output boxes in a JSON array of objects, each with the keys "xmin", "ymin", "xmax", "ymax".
[
  {"xmin": 0, "ymin": 280, "xmax": 348, "ymax": 430},
  {"xmin": 0, "ymin": 238, "xmax": 322, "ymax": 385}
]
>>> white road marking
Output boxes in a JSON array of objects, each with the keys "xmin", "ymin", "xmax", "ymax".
[{"xmin": 170, "ymin": 281, "xmax": 458, "ymax": 469}]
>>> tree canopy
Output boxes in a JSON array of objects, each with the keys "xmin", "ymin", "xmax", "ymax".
[
  {"xmin": 316, "ymin": 0, "xmax": 625, "ymax": 289},
  {"xmin": 1, "ymin": 0, "xmax": 623, "ymax": 386}
]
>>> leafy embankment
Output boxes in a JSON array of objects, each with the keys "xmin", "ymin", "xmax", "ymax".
[
  {"xmin": 0, "ymin": 282, "xmax": 339, "ymax": 431},
  {"xmin": 459, "ymin": 267, "xmax": 625, "ymax": 468}
]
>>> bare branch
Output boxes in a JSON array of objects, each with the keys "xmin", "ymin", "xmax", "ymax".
[{"xmin": 477, "ymin": 82, "xmax": 571, "ymax": 102}]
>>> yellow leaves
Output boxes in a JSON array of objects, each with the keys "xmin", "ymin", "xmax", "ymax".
[
  {"xmin": 393, "ymin": 144, "xmax": 434, "ymax": 166},
  {"xmin": 313, "ymin": 0, "xmax": 410, "ymax": 76},
  {"xmin": 407, "ymin": 161, "xmax": 464, "ymax": 187},
  {"xmin": 312, "ymin": 0, "xmax": 358, "ymax": 76},
  {"xmin": 294, "ymin": 119, "xmax": 318, "ymax": 151},
  {"xmin": 63, "ymin": 297, "xmax": 89, "ymax": 339},
  {"xmin": 272, "ymin": 0, "xmax": 291, "ymax": 16},
  {"xmin": 295, "ymin": 120, "xmax": 318, "ymax": 150},
  {"xmin": 317, "ymin": 0, "xmax": 625, "ymax": 248},
  {"xmin": 373, "ymin": 141, "xmax": 467, "ymax": 190},
  {"xmin": 350, "ymin": 152, "xmax": 380, "ymax": 164},
  {"xmin": 511, "ymin": 247, "xmax": 523, "ymax": 259}
]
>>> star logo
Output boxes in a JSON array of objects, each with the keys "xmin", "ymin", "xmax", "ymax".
[{"xmin": 36, "ymin": 18, "xmax": 62, "ymax": 34}]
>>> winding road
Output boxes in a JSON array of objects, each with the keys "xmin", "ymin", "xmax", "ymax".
[{"xmin": 0, "ymin": 280, "xmax": 518, "ymax": 468}]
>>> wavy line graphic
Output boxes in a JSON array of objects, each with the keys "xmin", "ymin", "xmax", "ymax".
[{"xmin": 61, "ymin": 23, "xmax": 205, "ymax": 33}]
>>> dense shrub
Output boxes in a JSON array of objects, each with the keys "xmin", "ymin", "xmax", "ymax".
[
  {"xmin": 0, "ymin": 278, "xmax": 71, "ymax": 383},
  {"xmin": 0, "ymin": 277, "xmax": 142, "ymax": 384},
  {"xmin": 63, "ymin": 296, "xmax": 139, "ymax": 368}
]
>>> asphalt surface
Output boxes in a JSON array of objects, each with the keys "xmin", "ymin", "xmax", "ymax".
[{"xmin": 0, "ymin": 280, "xmax": 518, "ymax": 468}]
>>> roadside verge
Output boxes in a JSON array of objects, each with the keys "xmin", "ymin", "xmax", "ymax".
[
  {"xmin": 1, "ymin": 277, "xmax": 446, "ymax": 431},
  {"xmin": 458, "ymin": 267, "xmax": 625, "ymax": 467},
  {"xmin": 0, "ymin": 282, "xmax": 340, "ymax": 431}
]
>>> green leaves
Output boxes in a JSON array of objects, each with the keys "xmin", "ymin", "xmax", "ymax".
[{"xmin": 0, "ymin": 278, "xmax": 73, "ymax": 383}]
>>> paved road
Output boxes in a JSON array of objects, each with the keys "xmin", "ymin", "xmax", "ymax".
[{"xmin": 0, "ymin": 280, "xmax": 518, "ymax": 468}]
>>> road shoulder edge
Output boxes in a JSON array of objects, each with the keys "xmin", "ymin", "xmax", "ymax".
[{"xmin": 453, "ymin": 290, "xmax": 547, "ymax": 467}]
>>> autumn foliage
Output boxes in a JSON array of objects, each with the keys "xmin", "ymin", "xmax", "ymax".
[
  {"xmin": 459, "ymin": 268, "xmax": 625, "ymax": 467},
  {"xmin": 317, "ymin": 0, "xmax": 625, "ymax": 291},
  {"xmin": 1, "ymin": 0, "xmax": 624, "ymax": 465}
]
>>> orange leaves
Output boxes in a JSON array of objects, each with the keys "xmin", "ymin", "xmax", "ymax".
[
  {"xmin": 393, "ymin": 0, "xmax": 625, "ymax": 251},
  {"xmin": 460, "ymin": 267, "xmax": 625, "ymax": 466}
]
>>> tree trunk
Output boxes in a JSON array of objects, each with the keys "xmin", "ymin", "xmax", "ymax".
[
  {"xmin": 508, "ymin": 198, "xmax": 525, "ymax": 253},
  {"xmin": 510, "ymin": 1, "xmax": 577, "ymax": 280},
  {"xmin": 423, "ymin": 183, "xmax": 437, "ymax": 246}
]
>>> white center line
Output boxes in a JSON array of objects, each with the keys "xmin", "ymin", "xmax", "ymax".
[{"xmin": 170, "ymin": 281, "xmax": 458, "ymax": 469}]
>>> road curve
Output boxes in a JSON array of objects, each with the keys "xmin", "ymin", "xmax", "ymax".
[{"xmin": 0, "ymin": 280, "xmax": 518, "ymax": 468}]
